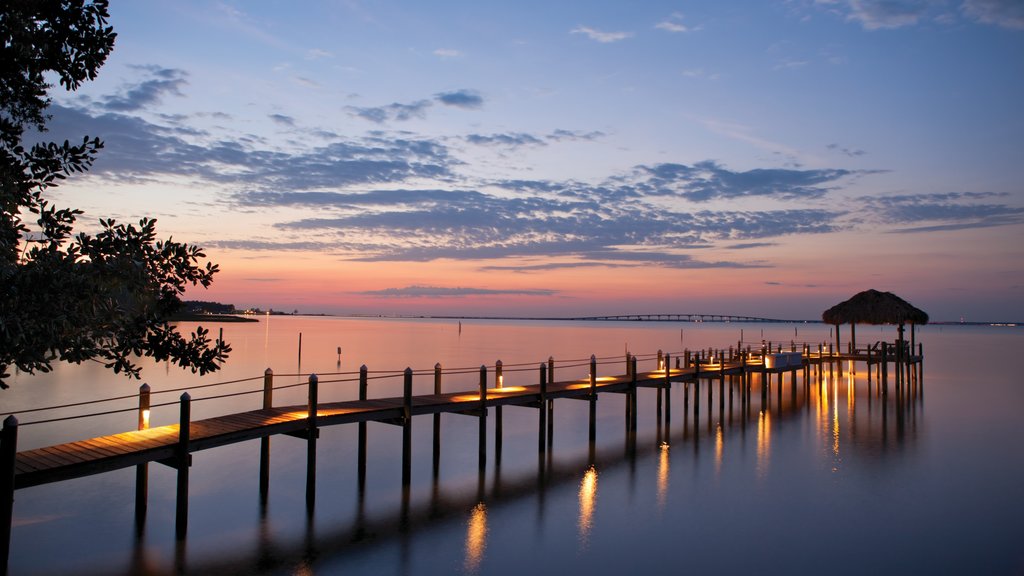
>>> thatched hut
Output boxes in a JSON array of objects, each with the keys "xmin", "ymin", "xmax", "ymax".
[{"xmin": 822, "ymin": 289, "xmax": 929, "ymax": 352}]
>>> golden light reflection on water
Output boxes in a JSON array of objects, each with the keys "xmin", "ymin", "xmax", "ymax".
[
  {"xmin": 464, "ymin": 502, "xmax": 488, "ymax": 574},
  {"xmin": 714, "ymin": 422, "xmax": 724, "ymax": 477},
  {"xmin": 756, "ymin": 410, "xmax": 771, "ymax": 479},
  {"xmin": 577, "ymin": 466, "xmax": 598, "ymax": 549},
  {"xmin": 657, "ymin": 442, "xmax": 670, "ymax": 510},
  {"xmin": 832, "ymin": 376, "xmax": 841, "ymax": 461}
]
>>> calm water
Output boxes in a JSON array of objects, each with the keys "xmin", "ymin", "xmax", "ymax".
[{"xmin": 4, "ymin": 317, "xmax": 1024, "ymax": 575}]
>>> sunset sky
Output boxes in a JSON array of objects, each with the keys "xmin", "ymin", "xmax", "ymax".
[{"xmin": 40, "ymin": 0, "xmax": 1024, "ymax": 321}]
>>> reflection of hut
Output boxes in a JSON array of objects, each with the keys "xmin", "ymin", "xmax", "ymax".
[{"xmin": 822, "ymin": 289, "xmax": 929, "ymax": 352}]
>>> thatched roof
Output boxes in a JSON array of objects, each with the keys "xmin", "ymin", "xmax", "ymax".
[{"xmin": 821, "ymin": 289, "xmax": 929, "ymax": 326}]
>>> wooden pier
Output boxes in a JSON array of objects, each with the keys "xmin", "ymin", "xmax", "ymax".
[{"xmin": 0, "ymin": 342, "xmax": 923, "ymax": 574}]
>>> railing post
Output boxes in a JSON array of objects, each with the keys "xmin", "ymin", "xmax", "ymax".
[
  {"xmin": 626, "ymin": 352, "xmax": 632, "ymax": 377},
  {"xmin": 306, "ymin": 374, "xmax": 318, "ymax": 512},
  {"xmin": 175, "ymin": 393, "xmax": 191, "ymax": 540},
  {"xmin": 495, "ymin": 360, "xmax": 503, "ymax": 464},
  {"xmin": 589, "ymin": 355, "xmax": 597, "ymax": 396},
  {"xmin": 548, "ymin": 356, "xmax": 555, "ymax": 384},
  {"xmin": 1, "ymin": 416, "xmax": 18, "ymax": 575},
  {"xmin": 434, "ymin": 363, "xmax": 442, "ymax": 395},
  {"xmin": 657, "ymin": 349, "xmax": 664, "ymax": 371},
  {"xmin": 263, "ymin": 368, "xmax": 274, "ymax": 409}
]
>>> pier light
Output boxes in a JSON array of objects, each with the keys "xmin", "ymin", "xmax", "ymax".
[
  {"xmin": 141, "ymin": 409, "xmax": 150, "ymax": 430},
  {"xmin": 489, "ymin": 386, "xmax": 526, "ymax": 394}
]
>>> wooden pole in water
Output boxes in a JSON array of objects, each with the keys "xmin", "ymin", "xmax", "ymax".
[
  {"xmin": 495, "ymin": 360, "xmax": 503, "ymax": 464},
  {"xmin": 589, "ymin": 355, "xmax": 597, "ymax": 444},
  {"xmin": 135, "ymin": 384, "xmax": 151, "ymax": 529},
  {"xmin": 664, "ymin": 352, "xmax": 671, "ymax": 425},
  {"xmin": 1, "ymin": 416, "xmax": 18, "ymax": 574},
  {"xmin": 479, "ymin": 365, "xmax": 487, "ymax": 471},
  {"xmin": 402, "ymin": 368, "xmax": 413, "ymax": 487},
  {"xmin": 630, "ymin": 355, "xmax": 638, "ymax": 432},
  {"xmin": 433, "ymin": 363, "xmax": 442, "ymax": 479},
  {"xmin": 259, "ymin": 369, "xmax": 273, "ymax": 502},
  {"xmin": 358, "ymin": 365, "xmax": 368, "ymax": 494},
  {"xmin": 539, "ymin": 363, "xmax": 547, "ymax": 453},
  {"xmin": 175, "ymin": 393, "xmax": 191, "ymax": 540},
  {"xmin": 306, "ymin": 374, "xmax": 318, "ymax": 512}
]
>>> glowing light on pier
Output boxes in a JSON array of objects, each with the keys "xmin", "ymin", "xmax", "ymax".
[
  {"xmin": 577, "ymin": 465, "xmax": 598, "ymax": 549},
  {"xmin": 464, "ymin": 502, "xmax": 488, "ymax": 574},
  {"xmin": 141, "ymin": 409, "xmax": 150, "ymax": 430}
]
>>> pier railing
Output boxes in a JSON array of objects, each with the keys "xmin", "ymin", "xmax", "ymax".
[{"xmin": 0, "ymin": 340, "xmax": 924, "ymax": 573}]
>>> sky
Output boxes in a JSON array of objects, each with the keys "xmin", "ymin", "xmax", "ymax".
[{"xmin": 38, "ymin": 0, "xmax": 1024, "ymax": 321}]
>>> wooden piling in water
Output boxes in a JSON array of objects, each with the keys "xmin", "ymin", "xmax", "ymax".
[
  {"xmin": 306, "ymin": 375, "xmax": 318, "ymax": 512},
  {"xmin": 433, "ymin": 363, "xmax": 442, "ymax": 478},
  {"xmin": 135, "ymin": 383, "xmax": 151, "ymax": 529},
  {"xmin": 175, "ymin": 393, "xmax": 191, "ymax": 540},
  {"xmin": 1, "ymin": 416, "xmax": 17, "ymax": 575},
  {"xmin": 402, "ymin": 368, "xmax": 413, "ymax": 487},
  {"xmin": 479, "ymin": 366, "xmax": 487, "ymax": 471},
  {"xmin": 259, "ymin": 369, "xmax": 273, "ymax": 502},
  {"xmin": 358, "ymin": 365, "xmax": 368, "ymax": 494},
  {"xmin": 538, "ymin": 363, "xmax": 547, "ymax": 453},
  {"xmin": 495, "ymin": 360, "xmax": 504, "ymax": 464}
]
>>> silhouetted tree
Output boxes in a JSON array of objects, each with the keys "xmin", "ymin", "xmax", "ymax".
[{"xmin": 0, "ymin": 0, "xmax": 230, "ymax": 388}]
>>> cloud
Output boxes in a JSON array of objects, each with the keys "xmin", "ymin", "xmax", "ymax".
[
  {"xmin": 961, "ymin": 0, "xmax": 1024, "ymax": 29},
  {"xmin": 627, "ymin": 161, "xmax": 855, "ymax": 202},
  {"xmin": 305, "ymin": 48, "xmax": 333, "ymax": 60},
  {"xmin": 466, "ymin": 133, "xmax": 546, "ymax": 147},
  {"xmin": 348, "ymin": 100, "xmax": 432, "ymax": 123},
  {"xmin": 434, "ymin": 48, "xmax": 463, "ymax": 58},
  {"xmin": 655, "ymin": 13, "xmax": 690, "ymax": 32},
  {"xmin": 860, "ymin": 192, "xmax": 1024, "ymax": 232},
  {"xmin": 827, "ymin": 143, "xmax": 866, "ymax": 157},
  {"xmin": 435, "ymin": 89, "xmax": 484, "ymax": 109},
  {"xmin": 357, "ymin": 285, "xmax": 557, "ymax": 298},
  {"xmin": 843, "ymin": 0, "xmax": 932, "ymax": 29},
  {"xmin": 571, "ymin": 26, "xmax": 633, "ymax": 43},
  {"xmin": 100, "ymin": 66, "xmax": 188, "ymax": 112},
  {"xmin": 268, "ymin": 113, "xmax": 295, "ymax": 126}
]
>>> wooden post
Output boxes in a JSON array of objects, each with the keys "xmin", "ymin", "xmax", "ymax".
[
  {"xmin": 657, "ymin": 349, "xmax": 664, "ymax": 371},
  {"xmin": 358, "ymin": 365, "xmax": 368, "ymax": 494},
  {"xmin": 478, "ymin": 365, "xmax": 487, "ymax": 471},
  {"xmin": 548, "ymin": 356, "xmax": 555, "ymax": 385},
  {"xmin": 664, "ymin": 352, "xmax": 671, "ymax": 425},
  {"xmin": 626, "ymin": 352, "xmax": 632, "ymax": 377},
  {"xmin": 588, "ymin": 355, "xmax": 597, "ymax": 444},
  {"xmin": 433, "ymin": 363, "xmax": 441, "ymax": 479},
  {"xmin": 135, "ymin": 384, "xmax": 151, "ymax": 529},
  {"xmin": 402, "ymin": 368, "xmax": 412, "ymax": 487},
  {"xmin": 260, "ymin": 369, "xmax": 273, "ymax": 502},
  {"xmin": 589, "ymin": 355, "xmax": 597, "ymax": 397},
  {"xmin": 175, "ymin": 393, "xmax": 191, "ymax": 540},
  {"xmin": 495, "ymin": 360, "xmax": 503, "ymax": 464},
  {"xmin": 539, "ymin": 363, "xmax": 548, "ymax": 453},
  {"xmin": 630, "ymin": 355, "xmax": 638, "ymax": 432},
  {"xmin": 306, "ymin": 374, "xmax": 318, "ymax": 512},
  {"xmin": 1, "ymin": 416, "xmax": 18, "ymax": 574}
]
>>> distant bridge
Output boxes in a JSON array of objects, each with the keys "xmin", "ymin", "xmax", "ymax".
[{"xmin": 413, "ymin": 314, "xmax": 811, "ymax": 323}]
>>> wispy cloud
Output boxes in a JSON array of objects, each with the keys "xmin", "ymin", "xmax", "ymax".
[
  {"xmin": 571, "ymin": 26, "xmax": 633, "ymax": 43},
  {"xmin": 347, "ymin": 100, "xmax": 432, "ymax": 123},
  {"xmin": 860, "ymin": 192, "xmax": 1024, "ymax": 232},
  {"xmin": 433, "ymin": 48, "xmax": 463, "ymax": 58},
  {"xmin": 357, "ymin": 285, "xmax": 557, "ymax": 297},
  {"xmin": 961, "ymin": 0, "xmax": 1024, "ymax": 29},
  {"xmin": 268, "ymin": 113, "xmax": 295, "ymax": 126},
  {"xmin": 655, "ymin": 13, "xmax": 690, "ymax": 33},
  {"xmin": 827, "ymin": 143, "xmax": 866, "ymax": 157}
]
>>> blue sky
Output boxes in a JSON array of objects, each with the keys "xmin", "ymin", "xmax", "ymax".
[{"xmin": 41, "ymin": 0, "xmax": 1024, "ymax": 320}]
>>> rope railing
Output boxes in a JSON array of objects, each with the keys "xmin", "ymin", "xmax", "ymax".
[{"xmin": 7, "ymin": 347, "xmax": 724, "ymax": 430}]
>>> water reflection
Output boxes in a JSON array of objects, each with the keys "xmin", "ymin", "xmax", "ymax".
[
  {"xmin": 756, "ymin": 410, "xmax": 771, "ymax": 479},
  {"xmin": 577, "ymin": 466, "xmax": 598, "ymax": 550},
  {"xmin": 714, "ymin": 422, "xmax": 724, "ymax": 477},
  {"xmin": 657, "ymin": 442, "xmax": 670, "ymax": 510},
  {"xmin": 464, "ymin": 503, "xmax": 488, "ymax": 574}
]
